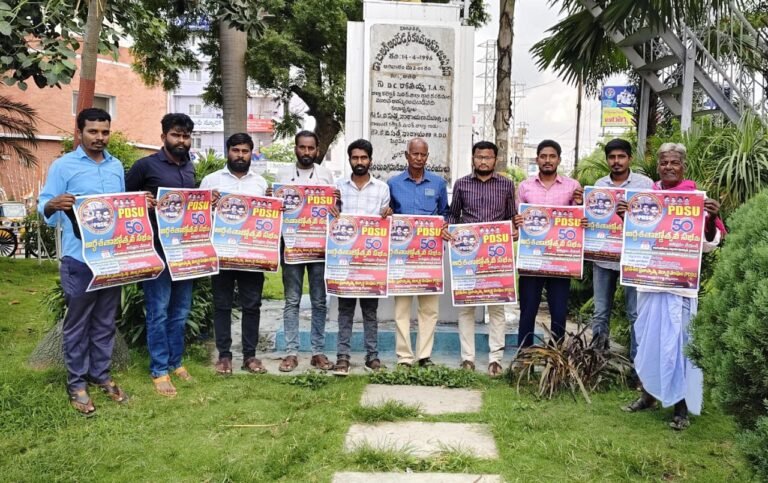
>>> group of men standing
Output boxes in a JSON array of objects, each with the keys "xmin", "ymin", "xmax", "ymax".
[{"xmin": 42, "ymin": 108, "xmax": 722, "ymax": 431}]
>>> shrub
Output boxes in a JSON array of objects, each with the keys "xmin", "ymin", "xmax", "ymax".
[
  {"xmin": 61, "ymin": 132, "xmax": 143, "ymax": 170},
  {"xmin": 193, "ymin": 149, "xmax": 226, "ymax": 186},
  {"xmin": 690, "ymin": 190, "xmax": 768, "ymax": 479}
]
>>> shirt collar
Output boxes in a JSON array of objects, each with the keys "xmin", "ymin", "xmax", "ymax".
[
  {"xmin": 404, "ymin": 169, "xmax": 432, "ymax": 183},
  {"xmin": 534, "ymin": 174, "xmax": 563, "ymax": 185},
  {"xmin": 471, "ymin": 172, "xmax": 500, "ymax": 182},
  {"xmin": 157, "ymin": 147, "xmax": 190, "ymax": 166},
  {"xmin": 608, "ymin": 170, "xmax": 634, "ymax": 187},
  {"xmin": 222, "ymin": 167, "xmax": 254, "ymax": 179},
  {"xmin": 344, "ymin": 175, "xmax": 374, "ymax": 190},
  {"xmin": 75, "ymin": 145, "xmax": 114, "ymax": 164}
]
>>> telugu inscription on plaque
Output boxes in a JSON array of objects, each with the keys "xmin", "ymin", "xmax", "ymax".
[{"xmin": 369, "ymin": 24, "xmax": 454, "ymax": 183}]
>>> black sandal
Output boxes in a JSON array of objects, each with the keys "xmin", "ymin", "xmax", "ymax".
[
  {"xmin": 622, "ymin": 395, "xmax": 657, "ymax": 412},
  {"xmin": 94, "ymin": 380, "xmax": 128, "ymax": 403},
  {"xmin": 69, "ymin": 390, "xmax": 96, "ymax": 416},
  {"xmin": 669, "ymin": 415, "xmax": 690, "ymax": 430}
]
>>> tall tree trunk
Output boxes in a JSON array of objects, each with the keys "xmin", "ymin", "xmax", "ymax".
[
  {"xmin": 74, "ymin": 0, "xmax": 106, "ymax": 146},
  {"xmin": 493, "ymin": 0, "xmax": 515, "ymax": 172},
  {"xmin": 219, "ymin": 21, "xmax": 248, "ymax": 142},
  {"xmin": 313, "ymin": 112, "xmax": 342, "ymax": 164}
]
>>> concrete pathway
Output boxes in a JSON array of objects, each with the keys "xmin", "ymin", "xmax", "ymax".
[{"xmin": 361, "ymin": 384, "xmax": 483, "ymax": 415}]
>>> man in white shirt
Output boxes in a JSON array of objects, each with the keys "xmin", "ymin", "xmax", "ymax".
[
  {"xmin": 200, "ymin": 133, "xmax": 269, "ymax": 375},
  {"xmin": 332, "ymin": 138, "xmax": 391, "ymax": 376},
  {"xmin": 274, "ymin": 131, "xmax": 336, "ymax": 372}
]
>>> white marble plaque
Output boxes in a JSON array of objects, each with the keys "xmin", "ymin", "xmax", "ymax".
[{"xmin": 368, "ymin": 24, "xmax": 454, "ymax": 183}]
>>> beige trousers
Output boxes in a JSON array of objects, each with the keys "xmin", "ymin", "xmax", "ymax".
[
  {"xmin": 394, "ymin": 295, "xmax": 439, "ymax": 364},
  {"xmin": 458, "ymin": 305, "xmax": 506, "ymax": 364}
]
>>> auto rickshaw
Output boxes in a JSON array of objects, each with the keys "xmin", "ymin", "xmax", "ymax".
[{"xmin": 0, "ymin": 201, "xmax": 26, "ymax": 257}]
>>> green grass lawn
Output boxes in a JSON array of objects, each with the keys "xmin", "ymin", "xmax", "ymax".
[{"xmin": 0, "ymin": 258, "xmax": 753, "ymax": 481}]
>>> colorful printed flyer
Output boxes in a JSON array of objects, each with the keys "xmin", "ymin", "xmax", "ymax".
[
  {"xmin": 516, "ymin": 204, "xmax": 585, "ymax": 279},
  {"xmin": 620, "ymin": 189, "xmax": 706, "ymax": 293},
  {"xmin": 75, "ymin": 192, "xmax": 165, "ymax": 292},
  {"xmin": 387, "ymin": 215, "xmax": 445, "ymax": 296},
  {"xmin": 448, "ymin": 221, "xmax": 516, "ymax": 306},
  {"xmin": 273, "ymin": 184, "xmax": 336, "ymax": 264},
  {"xmin": 325, "ymin": 214, "xmax": 391, "ymax": 298},
  {"xmin": 156, "ymin": 188, "xmax": 219, "ymax": 280},
  {"xmin": 212, "ymin": 193, "xmax": 283, "ymax": 272},
  {"xmin": 584, "ymin": 186, "xmax": 625, "ymax": 263}
]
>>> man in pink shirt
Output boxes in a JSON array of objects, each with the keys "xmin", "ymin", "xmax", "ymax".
[{"xmin": 514, "ymin": 139, "xmax": 583, "ymax": 348}]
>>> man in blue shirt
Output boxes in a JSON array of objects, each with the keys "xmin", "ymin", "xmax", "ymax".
[
  {"xmin": 125, "ymin": 113, "xmax": 196, "ymax": 398},
  {"xmin": 38, "ymin": 108, "xmax": 128, "ymax": 415},
  {"xmin": 387, "ymin": 138, "xmax": 449, "ymax": 368}
]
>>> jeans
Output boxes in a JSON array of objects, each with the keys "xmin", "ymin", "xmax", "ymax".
[
  {"xmin": 518, "ymin": 276, "xmax": 571, "ymax": 347},
  {"xmin": 142, "ymin": 268, "xmax": 193, "ymax": 377},
  {"xmin": 60, "ymin": 257, "xmax": 121, "ymax": 392},
  {"xmin": 212, "ymin": 270, "xmax": 264, "ymax": 359},
  {"xmin": 336, "ymin": 297, "xmax": 378, "ymax": 362},
  {"xmin": 591, "ymin": 264, "xmax": 639, "ymax": 359},
  {"xmin": 282, "ymin": 262, "xmax": 327, "ymax": 355}
]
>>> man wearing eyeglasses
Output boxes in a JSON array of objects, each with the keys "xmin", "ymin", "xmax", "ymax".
[
  {"xmin": 447, "ymin": 141, "xmax": 516, "ymax": 377},
  {"xmin": 387, "ymin": 138, "xmax": 450, "ymax": 369}
]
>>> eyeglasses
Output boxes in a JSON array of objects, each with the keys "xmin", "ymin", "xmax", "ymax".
[
  {"xmin": 658, "ymin": 160, "xmax": 684, "ymax": 167},
  {"xmin": 473, "ymin": 155, "xmax": 496, "ymax": 161}
]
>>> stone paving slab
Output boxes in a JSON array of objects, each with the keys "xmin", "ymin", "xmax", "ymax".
[
  {"xmin": 361, "ymin": 384, "xmax": 483, "ymax": 415},
  {"xmin": 344, "ymin": 422, "xmax": 498, "ymax": 458},
  {"xmin": 332, "ymin": 472, "xmax": 502, "ymax": 482}
]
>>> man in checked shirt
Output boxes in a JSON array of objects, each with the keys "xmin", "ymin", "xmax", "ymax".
[{"xmin": 448, "ymin": 141, "xmax": 517, "ymax": 377}]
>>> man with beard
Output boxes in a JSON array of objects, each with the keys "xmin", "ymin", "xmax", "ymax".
[
  {"xmin": 200, "ymin": 133, "xmax": 269, "ymax": 375},
  {"xmin": 448, "ymin": 141, "xmax": 516, "ymax": 377},
  {"xmin": 588, "ymin": 139, "xmax": 652, "ymax": 363},
  {"xmin": 274, "ymin": 131, "xmax": 337, "ymax": 372},
  {"xmin": 388, "ymin": 138, "xmax": 449, "ymax": 368},
  {"xmin": 514, "ymin": 139, "xmax": 583, "ymax": 352},
  {"xmin": 332, "ymin": 138, "xmax": 391, "ymax": 376},
  {"xmin": 126, "ymin": 113, "xmax": 196, "ymax": 397},
  {"xmin": 39, "ymin": 108, "xmax": 129, "ymax": 415}
]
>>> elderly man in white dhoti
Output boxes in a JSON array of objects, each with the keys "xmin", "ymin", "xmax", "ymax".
[{"xmin": 619, "ymin": 143, "xmax": 726, "ymax": 430}]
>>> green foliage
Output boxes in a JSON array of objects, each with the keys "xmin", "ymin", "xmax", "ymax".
[
  {"xmin": 691, "ymin": 190, "xmax": 768, "ymax": 478},
  {"xmin": 369, "ymin": 364, "xmax": 481, "ymax": 388},
  {"xmin": 349, "ymin": 444, "xmax": 480, "ymax": 473},
  {"xmin": 42, "ymin": 280, "xmax": 65, "ymax": 327},
  {"xmin": 352, "ymin": 400, "xmax": 422, "ymax": 422},
  {"xmin": 193, "ymin": 149, "xmax": 226, "ymax": 186},
  {"xmin": 511, "ymin": 326, "xmax": 633, "ymax": 403},
  {"xmin": 504, "ymin": 165, "xmax": 527, "ymax": 183},
  {"xmin": 286, "ymin": 371, "xmax": 331, "ymax": 390},
  {"xmin": 260, "ymin": 142, "xmax": 294, "ymax": 164},
  {"xmin": 0, "ymin": 96, "xmax": 38, "ymax": 166},
  {"xmin": 22, "ymin": 211, "xmax": 56, "ymax": 258},
  {"xmin": 61, "ymin": 132, "xmax": 143, "ymax": 170}
]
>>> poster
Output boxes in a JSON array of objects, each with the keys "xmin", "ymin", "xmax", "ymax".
[
  {"xmin": 517, "ymin": 204, "xmax": 585, "ymax": 278},
  {"xmin": 447, "ymin": 221, "xmax": 516, "ymax": 306},
  {"xmin": 601, "ymin": 85, "xmax": 636, "ymax": 127},
  {"xmin": 273, "ymin": 183, "xmax": 336, "ymax": 264},
  {"xmin": 387, "ymin": 215, "xmax": 445, "ymax": 296},
  {"xmin": 156, "ymin": 188, "xmax": 219, "ymax": 280},
  {"xmin": 584, "ymin": 186, "xmax": 625, "ymax": 263},
  {"xmin": 75, "ymin": 192, "xmax": 165, "ymax": 291},
  {"xmin": 211, "ymin": 193, "xmax": 283, "ymax": 272},
  {"xmin": 620, "ymin": 189, "xmax": 706, "ymax": 293},
  {"xmin": 325, "ymin": 215, "xmax": 391, "ymax": 298}
]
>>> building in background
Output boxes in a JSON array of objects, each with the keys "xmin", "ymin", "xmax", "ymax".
[{"xmin": 0, "ymin": 47, "xmax": 166, "ymax": 202}]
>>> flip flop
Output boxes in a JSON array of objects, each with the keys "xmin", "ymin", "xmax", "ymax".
[
  {"xmin": 173, "ymin": 366, "xmax": 193, "ymax": 382},
  {"xmin": 94, "ymin": 380, "xmax": 128, "ymax": 403},
  {"xmin": 152, "ymin": 375, "xmax": 177, "ymax": 398},
  {"xmin": 69, "ymin": 390, "xmax": 96, "ymax": 416}
]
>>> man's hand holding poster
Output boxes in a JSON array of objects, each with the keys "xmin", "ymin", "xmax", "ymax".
[
  {"xmin": 516, "ymin": 204, "xmax": 585, "ymax": 278},
  {"xmin": 387, "ymin": 215, "xmax": 445, "ymax": 296},
  {"xmin": 273, "ymin": 184, "xmax": 336, "ymax": 264}
]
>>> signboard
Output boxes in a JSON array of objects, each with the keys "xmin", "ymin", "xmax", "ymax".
[
  {"xmin": 273, "ymin": 184, "xmax": 336, "ymax": 264},
  {"xmin": 75, "ymin": 192, "xmax": 165, "ymax": 291},
  {"xmin": 368, "ymin": 24, "xmax": 454, "ymax": 182},
  {"xmin": 584, "ymin": 186, "xmax": 625, "ymax": 263},
  {"xmin": 156, "ymin": 188, "xmax": 219, "ymax": 281},
  {"xmin": 620, "ymin": 189, "xmax": 706, "ymax": 295},
  {"xmin": 325, "ymin": 215, "xmax": 391, "ymax": 297},
  {"xmin": 517, "ymin": 204, "xmax": 585, "ymax": 279},
  {"xmin": 601, "ymin": 85, "xmax": 636, "ymax": 127},
  {"xmin": 211, "ymin": 193, "xmax": 283, "ymax": 272},
  {"xmin": 447, "ymin": 221, "xmax": 516, "ymax": 306},
  {"xmin": 387, "ymin": 215, "xmax": 445, "ymax": 295}
]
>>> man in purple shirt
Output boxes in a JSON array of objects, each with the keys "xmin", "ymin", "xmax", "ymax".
[
  {"xmin": 514, "ymin": 139, "xmax": 583, "ymax": 350},
  {"xmin": 448, "ymin": 141, "xmax": 516, "ymax": 377}
]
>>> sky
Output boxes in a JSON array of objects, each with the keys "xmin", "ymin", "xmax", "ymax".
[{"xmin": 472, "ymin": 0, "xmax": 625, "ymax": 164}]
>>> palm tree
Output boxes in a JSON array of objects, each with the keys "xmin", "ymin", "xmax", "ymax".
[
  {"xmin": 219, "ymin": 21, "xmax": 248, "ymax": 139},
  {"xmin": 0, "ymin": 96, "xmax": 39, "ymax": 167},
  {"xmin": 494, "ymin": 0, "xmax": 516, "ymax": 171},
  {"xmin": 74, "ymin": 0, "xmax": 107, "ymax": 146}
]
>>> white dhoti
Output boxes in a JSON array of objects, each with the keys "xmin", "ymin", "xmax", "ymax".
[{"xmin": 634, "ymin": 292, "xmax": 704, "ymax": 415}]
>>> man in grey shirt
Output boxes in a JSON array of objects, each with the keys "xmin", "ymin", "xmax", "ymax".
[{"xmin": 590, "ymin": 139, "xmax": 653, "ymax": 359}]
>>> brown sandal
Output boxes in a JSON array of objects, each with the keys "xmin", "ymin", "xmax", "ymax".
[
  {"xmin": 172, "ymin": 366, "xmax": 193, "ymax": 382},
  {"xmin": 93, "ymin": 380, "xmax": 128, "ymax": 403},
  {"xmin": 242, "ymin": 357, "xmax": 267, "ymax": 374},
  {"xmin": 69, "ymin": 390, "xmax": 96, "ymax": 416},
  {"xmin": 279, "ymin": 355, "xmax": 298, "ymax": 373},
  {"xmin": 152, "ymin": 375, "xmax": 177, "ymax": 398}
]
